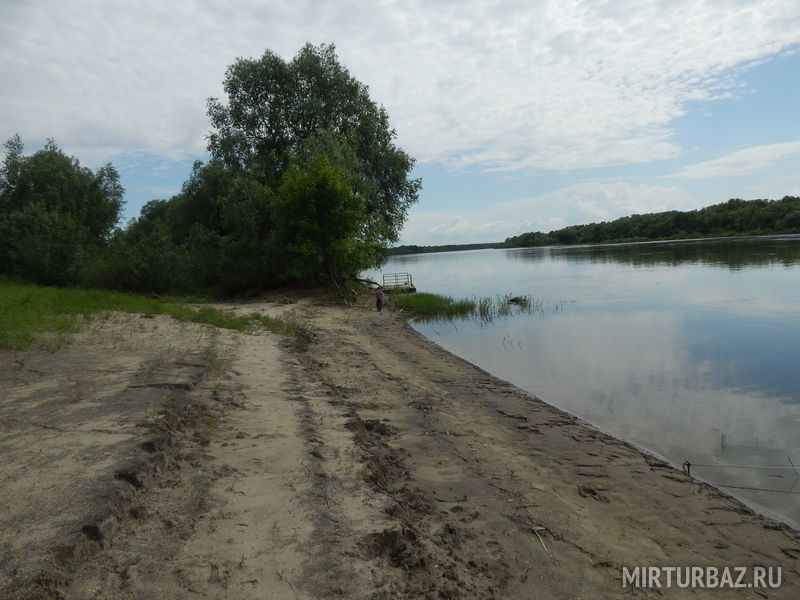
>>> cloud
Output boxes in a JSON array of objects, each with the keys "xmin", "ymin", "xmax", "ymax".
[
  {"xmin": 142, "ymin": 185, "xmax": 182, "ymax": 198},
  {"xmin": 402, "ymin": 180, "xmax": 700, "ymax": 244},
  {"xmin": 402, "ymin": 211, "xmax": 539, "ymax": 245},
  {"xmin": 430, "ymin": 215, "xmax": 536, "ymax": 238},
  {"xmin": 666, "ymin": 141, "xmax": 800, "ymax": 179},
  {"xmin": 498, "ymin": 180, "xmax": 700, "ymax": 219},
  {"xmin": 1, "ymin": 0, "xmax": 799, "ymax": 172}
]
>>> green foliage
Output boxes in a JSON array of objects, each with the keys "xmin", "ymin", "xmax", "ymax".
[
  {"xmin": 0, "ymin": 202, "xmax": 86, "ymax": 284},
  {"xmin": 87, "ymin": 43, "xmax": 420, "ymax": 296},
  {"xmin": 3, "ymin": 45, "xmax": 418, "ymax": 297},
  {"xmin": 0, "ymin": 137, "xmax": 124, "ymax": 285},
  {"xmin": 87, "ymin": 160, "xmax": 284, "ymax": 296},
  {"xmin": 0, "ymin": 277, "xmax": 300, "ymax": 350},
  {"xmin": 273, "ymin": 153, "xmax": 378, "ymax": 282},
  {"xmin": 502, "ymin": 197, "xmax": 800, "ymax": 248},
  {"xmin": 207, "ymin": 43, "xmax": 420, "ymax": 246},
  {"xmin": 84, "ymin": 222, "xmax": 193, "ymax": 294}
]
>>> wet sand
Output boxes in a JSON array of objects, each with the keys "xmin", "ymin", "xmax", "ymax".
[{"xmin": 1, "ymin": 296, "xmax": 798, "ymax": 598}]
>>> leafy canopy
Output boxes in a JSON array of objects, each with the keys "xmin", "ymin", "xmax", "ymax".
[
  {"xmin": 274, "ymin": 153, "xmax": 375, "ymax": 281},
  {"xmin": 501, "ymin": 196, "xmax": 800, "ymax": 248},
  {"xmin": 0, "ymin": 136, "xmax": 124, "ymax": 285},
  {"xmin": 207, "ymin": 43, "xmax": 420, "ymax": 247},
  {"xmin": 4, "ymin": 44, "xmax": 421, "ymax": 296}
]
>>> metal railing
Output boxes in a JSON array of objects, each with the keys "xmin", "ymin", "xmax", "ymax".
[{"xmin": 382, "ymin": 272, "xmax": 414, "ymax": 287}]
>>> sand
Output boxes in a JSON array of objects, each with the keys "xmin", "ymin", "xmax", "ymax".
[{"xmin": 1, "ymin": 295, "xmax": 798, "ymax": 599}]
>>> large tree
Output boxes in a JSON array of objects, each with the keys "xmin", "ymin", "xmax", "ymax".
[
  {"xmin": 0, "ymin": 136, "xmax": 124, "ymax": 284},
  {"xmin": 90, "ymin": 44, "xmax": 421, "ymax": 295},
  {"xmin": 206, "ymin": 43, "xmax": 420, "ymax": 248}
]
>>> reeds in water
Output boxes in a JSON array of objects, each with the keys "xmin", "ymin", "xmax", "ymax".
[
  {"xmin": 394, "ymin": 291, "xmax": 560, "ymax": 324},
  {"xmin": 394, "ymin": 292, "xmax": 476, "ymax": 319}
]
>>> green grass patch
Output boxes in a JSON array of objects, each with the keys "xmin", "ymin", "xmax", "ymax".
[
  {"xmin": 394, "ymin": 292, "xmax": 476, "ymax": 320},
  {"xmin": 164, "ymin": 304, "xmax": 298, "ymax": 336},
  {"xmin": 0, "ymin": 277, "xmax": 302, "ymax": 351},
  {"xmin": 393, "ymin": 291, "xmax": 558, "ymax": 324}
]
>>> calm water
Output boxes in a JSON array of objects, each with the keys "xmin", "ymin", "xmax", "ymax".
[{"xmin": 373, "ymin": 235, "xmax": 800, "ymax": 529}]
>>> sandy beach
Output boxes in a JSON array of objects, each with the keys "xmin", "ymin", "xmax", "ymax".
[{"xmin": 1, "ymin": 294, "xmax": 798, "ymax": 599}]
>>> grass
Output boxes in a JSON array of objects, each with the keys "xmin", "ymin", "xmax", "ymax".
[
  {"xmin": 394, "ymin": 292, "xmax": 476, "ymax": 320},
  {"xmin": 394, "ymin": 291, "xmax": 556, "ymax": 323},
  {"xmin": 0, "ymin": 277, "xmax": 304, "ymax": 351}
]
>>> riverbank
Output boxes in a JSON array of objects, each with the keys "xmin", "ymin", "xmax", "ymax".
[{"xmin": 2, "ymin": 294, "xmax": 798, "ymax": 598}]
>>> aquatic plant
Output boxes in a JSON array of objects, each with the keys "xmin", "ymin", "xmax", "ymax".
[
  {"xmin": 395, "ymin": 291, "xmax": 561, "ymax": 324},
  {"xmin": 394, "ymin": 292, "xmax": 475, "ymax": 319}
]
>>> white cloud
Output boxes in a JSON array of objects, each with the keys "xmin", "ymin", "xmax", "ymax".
[
  {"xmin": 1, "ymin": 0, "xmax": 799, "ymax": 171},
  {"xmin": 402, "ymin": 180, "xmax": 700, "ymax": 244},
  {"xmin": 430, "ymin": 214, "xmax": 536, "ymax": 238},
  {"xmin": 498, "ymin": 180, "xmax": 700, "ymax": 219},
  {"xmin": 402, "ymin": 211, "xmax": 539, "ymax": 245},
  {"xmin": 142, "ymin": 185, "xmax": 182, "ymax": 199},
  {"xmin": 666, "ymin": 141, "xmax": 800, "ymax": 179}
]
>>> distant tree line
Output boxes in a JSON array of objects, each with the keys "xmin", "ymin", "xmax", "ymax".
[
  {"xmin": 389, "ymin": 242, "xmax": 499, "ymax": 255},
  {"xmin": 501, "ymin": 197, "xmax": 800, "ymax": 248},
  {"xmin": 0, "ymin": 44, "xmax": 420, "ymax": 296}
]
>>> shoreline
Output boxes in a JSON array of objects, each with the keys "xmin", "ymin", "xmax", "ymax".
[
  {"xmin": 251, "ymin": 295, "xmax": 800, "ymax": 597},
  {"xmin": 402, "ymin": 298, "xmax": 800, "ymax": 533},
  {"xmin": 407, "ymin": 311, "xmax": 798, "ymax": 529},
  {"xmin": 2, "ymin": 296, "xmax": 799, "ymax": 598},
  {"xmin": 401, "ymin": 312, "xmax": 795, "ymax": 528}
]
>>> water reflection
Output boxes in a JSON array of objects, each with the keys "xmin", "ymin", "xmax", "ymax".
[{"xmin": 377, "ymin": 235, "xmax": 800, "ymax": 529}]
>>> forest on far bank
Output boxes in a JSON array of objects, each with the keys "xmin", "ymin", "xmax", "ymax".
[{"xmin": 501, "ymin": 196, "xmax": 800, "ymax": 248}]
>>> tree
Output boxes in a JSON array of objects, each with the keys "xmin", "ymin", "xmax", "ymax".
[
  {"xmin": 501, "ymin": 197, "xmax": 800, "ymax": 248},
  {"xmin": 206, "ymin": 43, "xmax": 420, "ymax": 249},
  {"xmin": 86, "ymin": 44, "xmax": 421, "ymax": 296},
  {"xmin": 0, "ymin": 137, "xmax": 124, "ymax": 284},
  {"xmin": 273, "ymin": 153, "xmax": 377, "ymax": 283}
]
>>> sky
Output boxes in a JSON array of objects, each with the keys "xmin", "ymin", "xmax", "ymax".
[{"xmin": 2, "ymin": 0, "xmax": 800, "ymax": 245}]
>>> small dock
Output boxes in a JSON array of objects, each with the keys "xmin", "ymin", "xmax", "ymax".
[{"xmin": 382, "ymin": 272, "xmax": 416, "ymax": 293}]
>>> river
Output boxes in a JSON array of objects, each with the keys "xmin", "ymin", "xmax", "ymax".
[{"xmin": 371, "ymin": 235, "xmax": 800, "ymax": 529}]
